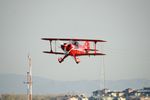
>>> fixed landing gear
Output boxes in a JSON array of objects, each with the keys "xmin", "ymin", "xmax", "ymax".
[
  {"xmin": 58, "ymin": 54, "xmax": 68, "ymax": 63},
  {"xmin": 75, "ymin": 58, "xmax": 80, "ymax": 64},
  {"xmin": 58, "ymin": 55, "xmax": 80, "ymax": 64},
  {"xmin": 58, "ymin": 57, "xmax": 63, "ymax": 63},
  {"xmin": 74, "ymin": 56, "xmax": 80, "ymax": 64}
]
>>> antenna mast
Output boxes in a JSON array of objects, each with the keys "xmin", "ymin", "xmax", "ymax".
[{"xmin": 27, "ymin": 55, "xmax": 32, "ymax": 100}]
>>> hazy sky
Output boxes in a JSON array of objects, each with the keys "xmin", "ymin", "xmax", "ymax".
[{"xmin": 0, "ymin": 0, "xmax": 150, "ymax": 81}]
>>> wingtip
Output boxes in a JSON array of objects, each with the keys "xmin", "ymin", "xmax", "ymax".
[
  {"xmin": 99, "ymin": 53, "xmax": 106, "ymax": 55},
  {"xmin": 41, "ymin": 38, "xmax": 46, "ymax": 40},
  {"xmin": 43, "ymin": 51, "xmax": 50, "ymax": 53},
  {"xmin": 101, "ymin": 40, "xmax": 107, "ymax": 42}
]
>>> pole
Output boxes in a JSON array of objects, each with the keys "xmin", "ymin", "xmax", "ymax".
[
  {"xmin": 28, "ymin": 55, "xmax": 32, "ymax": 100},
  {"xmin": 102, "ymin": 56, "xmax": 105, "ymax": 89}
]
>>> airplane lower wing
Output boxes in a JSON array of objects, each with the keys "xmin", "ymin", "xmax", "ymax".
[
  {"xmin": 43, "ymin": 51, "xmax": 105, "ymax": 56},
  {"xmin": 76, "ymin": 53, "xmax": 106, "ymax": 56},
  {"xmin": 43, "ymin": 51, "xmax": 65, "ymax": 55}
]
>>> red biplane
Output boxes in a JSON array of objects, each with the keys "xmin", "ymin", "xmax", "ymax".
[{"xmin": 42, "ymin": 38, "xmax": 106, "ymax": 64}]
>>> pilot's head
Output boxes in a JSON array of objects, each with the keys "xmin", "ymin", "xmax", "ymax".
[{"xmin": 73, "ymin": 41, "xmax": 79, "ymax": 46}]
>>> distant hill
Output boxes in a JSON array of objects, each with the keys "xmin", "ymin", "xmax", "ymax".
[{"xmin": 0, "ymin": 74, "xmax": 150, "ymax": 95}]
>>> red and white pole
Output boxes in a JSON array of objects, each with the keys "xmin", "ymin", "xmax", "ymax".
[{"xmin": 27, "ymin": 55, "xmax": 32, "ymax": 100}]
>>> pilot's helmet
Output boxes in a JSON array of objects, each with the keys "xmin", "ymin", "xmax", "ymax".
[{"xmin": 74, "ymin": 41, "xmax": 79, "ymax": 46}]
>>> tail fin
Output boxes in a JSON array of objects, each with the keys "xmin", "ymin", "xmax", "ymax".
[{"xmin": 84, "ymin": 41, "xmax": 90, "ymax": 52}]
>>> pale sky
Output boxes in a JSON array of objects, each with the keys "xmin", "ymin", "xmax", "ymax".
[{"xmin": 0, "ymin": 0, "xmax": 150, "ymax": 81}]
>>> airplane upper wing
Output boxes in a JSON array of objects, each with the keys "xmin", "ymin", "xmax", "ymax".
[
  {"xmin": 43, "ymin": 51, "xmax": 65, "ymax": 55},
  {"xmin": 76, "ymin": 53, "xmax": 106, "ymax": 56},
  {"xmin": 42, "ymin": 38, "xmax": 106, "ymax": 42}
]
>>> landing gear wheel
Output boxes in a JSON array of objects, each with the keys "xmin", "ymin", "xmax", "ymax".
[
  {"xmin": 58, "ymin": 57, "xmax": 63, "ymax": 63},
  {"xmin": 76, "ymin": 58, "xmax": 80, "ymax": 64}
]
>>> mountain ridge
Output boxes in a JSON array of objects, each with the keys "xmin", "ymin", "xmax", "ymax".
[{"xmin": 0, "ymin": 74, "xmax": 149, "ymax": 95}]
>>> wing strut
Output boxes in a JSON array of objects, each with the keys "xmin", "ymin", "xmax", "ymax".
[
  {"xmin": 94, "ymin": 41, "xmax": 97, "ymax": 54},
  {"xmin": 55, "ymin": 40, "xmax": 57, "ymax": 52},
  {"xmin": 49, "ymin": 40, "xmax": 52, "ymax": 52}
]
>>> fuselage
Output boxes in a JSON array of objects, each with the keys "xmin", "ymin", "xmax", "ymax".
[{"xmin": 61, "ymin": 43, "xmax": 86, "ymax": 56}]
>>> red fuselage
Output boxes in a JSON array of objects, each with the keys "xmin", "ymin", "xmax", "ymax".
[{"xmin": 61, "ymin": 43, "xmax": 86, "ymax": 56}]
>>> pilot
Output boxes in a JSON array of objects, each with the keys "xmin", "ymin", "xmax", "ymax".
[
  {"xmin": 72, "ymin": 41, "xmax": 79, "ymax": 49},
  {"xmin": 73, "ymin": 41, "xmax": 79, "ymax": 46}
]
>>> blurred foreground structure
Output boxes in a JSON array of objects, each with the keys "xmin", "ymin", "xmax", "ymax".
[
  {"xmin": 0, "ymin": 87, "xmax": 150, "ymax": 100},
  {"xmin": 89, "ymin": 87, "xmax": 150, "ymax": 100},
  {"xmin": 57, "ymin": 94, "xmax": 88, "ymax": 100}
]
